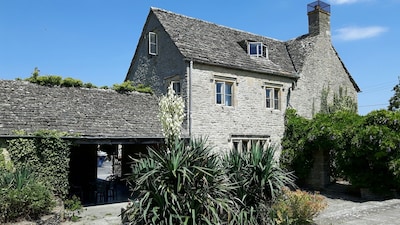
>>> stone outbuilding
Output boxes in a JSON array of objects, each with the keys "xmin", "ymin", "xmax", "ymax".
[{"xmin": 0, "ymin": 79, "xmax": 163, "ymax": 204}]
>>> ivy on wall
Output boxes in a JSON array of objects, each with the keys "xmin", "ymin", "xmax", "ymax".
[{"xmin": 6, "ymin": 130, "xmax": 72, "ymax": 198}]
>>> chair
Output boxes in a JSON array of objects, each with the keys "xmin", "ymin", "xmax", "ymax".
[
  {"xmin": 106, "ymin": 175, "xmax": 117, "ymax": 201},
  {"xmin": 95, "ymin": 181, "xmax": 107, "ymax": 203}
]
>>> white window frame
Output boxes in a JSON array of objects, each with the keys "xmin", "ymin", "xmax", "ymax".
[
  {"xmin": 170, "ymin": 81, "xmax": 181, "ymax": 95},
  {"xmin": 248, "ymin": 42, "xmax": 268, "ymax": 58},
  {"xmin": 215, "ymin": 81, "xmax": 233, "ymax": 106},
  {"xmin": 148, "ymin": 32, "xmax": 158, "ymax": 55},
  {"xmin": 265, "ymin": 87, "xmax": 281, "ymax": 110}
]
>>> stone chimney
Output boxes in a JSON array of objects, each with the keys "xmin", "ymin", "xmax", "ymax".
[{"xmin": 307, "ymin": 1, "xmax": 331, "ymax": 37}]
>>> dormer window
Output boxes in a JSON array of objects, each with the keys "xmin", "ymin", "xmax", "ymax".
[
  {"xmin": 148, "ymin": 32, "xmax": 158, "ymax": 55},
  {"xmin": 248, "ymin": 42, "xmax": 268, "ymax": 58}
]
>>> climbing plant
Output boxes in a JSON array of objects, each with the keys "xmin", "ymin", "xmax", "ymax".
[
  {"xmin": 7, "ymin": 130, "xmax": 73, "ymax": 198},
  {"xmin": 281, "ymin": 109, "xmax": 400, "ymax": 192}
]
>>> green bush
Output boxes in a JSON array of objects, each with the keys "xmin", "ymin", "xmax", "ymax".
[
  {"xmin": 61, "ymin": 77, "xmax": 84, "ymax": 87},
  {"xmin": 33, "ymin": 75, "xmax": 63, "ymax": 86},
  {"xmin": 64, "ymin": 195, "xmax": 83, "ymax": 222},
  {"xmin": 270, "ymin": 188, "xmax": 327, "ymax": 225},
  {"xmin": 84, "ymin": 82, "xmax": 97, "ymax": 88},
  {"xmin": 123, "ymin": 138, "xmax": 237, "ymax": 225},
  {"xmin": 112, "ymin": 81, "xmax": 153, "ymax": 94},
  {"xmin": 0, "ymin": 167, "xmax": 55, "ymax": 223}
]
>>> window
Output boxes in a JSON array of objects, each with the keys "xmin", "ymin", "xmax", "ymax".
[
  {"xmin": 216, "ymin": 81, "xmax": 233, "ymax": 106},
  {"xmin": 170, "ymin": 81, "xmax": 181, "ymax": 95},
  {"xmin": 248, "ymin": 42, "xmax": 268, "ymax": 58},
  {"xmin": 148, "ymin": 32, "xmax": 158, "ymax": 55},
  {"xmin": 231, "ymin": 135, "xmax": 270, "ymax": 151},
  {"xmin": 266, "ymin": 87, "xmax": 281, "ymax": 110}
]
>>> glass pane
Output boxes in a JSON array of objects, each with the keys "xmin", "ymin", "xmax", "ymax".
[
  {"xmin": 249, "ymin": 43, "xmax": 258, "ymax": 55},
  {"xmin": 225, "ymin": 83, "xmax": 232, "ymax": 95},
  {"xmin": 225, "ymin": 94, "xmax": 232, "ymax": 106},
  {"xmin": 257, "ymin": 44, "xmax": 262, "ymax": 55},
  {"xmin": 150, "ymin": 44, "xmax": 157, "ymax": 54},
  {"xmin": 216, "ymin": 82, "xmax": 223, "ymax": 104},
  {"xmin": 274, "ymin": 89, "xmax": 280, "ymax": 109},
  {"xmin": 216, "ymin": 82, "xmax": 222, "ymax": 94},
  {"xmin": 173, "ymin": 82, "xmax": 181, "ymax": 94},
  {"xmin": 216, "ymin": 94, "xmax": 222, "ymax": 104},
  {"xmin": 150, "ymin": 33, "xmax": 156, "ymax": 43},
  {"xmin": 266, "ymin": 89, "xmax": 271, "ymax": 108},
  {"xmin": 225, "ymin": 83, "xmax": 232, "ymax": 106}
]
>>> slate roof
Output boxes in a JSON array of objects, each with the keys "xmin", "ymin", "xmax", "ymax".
[
  {"xmin": 150, "ymin": 8, "xmax": 360, "ymax": 91},
  {"xmin": 151, "ymin": 8, "xmax": 298, "ymax": 78},
  {"xmin": 0, "ymin": 80, "xmax": 163, "ymax": 139}
]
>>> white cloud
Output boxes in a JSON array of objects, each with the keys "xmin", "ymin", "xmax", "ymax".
[
  {"xmin": 334, "ymin": 26, "xmax": 388, "ymax": 41},
  {"xmin": 329, "ymin": 0, "xmax": 359, "ymax": 4},
  {"xmin": 328, "ymin": 0, "xmax": 370, "ymax": 4}
]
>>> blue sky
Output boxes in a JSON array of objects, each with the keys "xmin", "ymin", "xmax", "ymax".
[{"xmin": 1, "ymin": 0, "xmax": 399, "ymax": 115}]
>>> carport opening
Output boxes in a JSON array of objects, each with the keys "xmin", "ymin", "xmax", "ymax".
[{"xmin": 69, "ymin": 143, "xmax": 151, "ymax": 206}]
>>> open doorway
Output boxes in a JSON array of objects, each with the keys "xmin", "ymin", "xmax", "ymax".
[{"xmin": 95, "ymin": 144, "xmax": 129, "ymax": 205}]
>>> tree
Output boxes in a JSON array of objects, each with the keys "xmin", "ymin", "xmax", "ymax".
[{"xmin": 388, "ymin": 77, "xmax": 400, "ymax": 111}]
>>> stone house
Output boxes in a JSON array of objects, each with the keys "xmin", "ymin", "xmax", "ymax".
[{"xmin": 125, "ymin": 1, "xmax": 360, "ymax": 153}]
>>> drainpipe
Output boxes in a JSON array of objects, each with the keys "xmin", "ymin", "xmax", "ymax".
[{"xmin": 188, "ymin": 60, "xmax": 193, "ymax": 138}]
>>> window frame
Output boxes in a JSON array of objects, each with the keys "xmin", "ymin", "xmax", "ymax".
[
  {"xmin": 231, "ymin": 137, "xmax": 270, "ymax": 152},
  {"xmin": 170, "ymin": 81, "xmax": 181, "ymax": 95},
  {"xmin": 247, "ymin": 42, "xmax": 268, "ymax": 58},
  {"xmin": 215, "ymin": 80, "xmax": 234, "ymax": 106},
  {"xmin": 148, "ymin": 32, "xmax": 158, "ymax": 55},
  {"xmin": 265, "ymin": 86, "xmax": 281, "ymax": 110}
]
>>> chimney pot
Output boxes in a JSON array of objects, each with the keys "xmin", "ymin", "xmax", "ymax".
[{"xmin": 307, "ymin": 1, "xmax": 331, "ymax": 37}]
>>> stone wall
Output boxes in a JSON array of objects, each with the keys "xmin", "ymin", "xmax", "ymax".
[
  {"xmin": 189, "ymin": 63, "xmax": 293, "ymax": 153},
  {"xmin": 125, "ymin": 11, "xmax": 187, "ymax": 96},
  {"xmin": 290, "ymin": 35, "xmax": 358, "ymax": 118}
]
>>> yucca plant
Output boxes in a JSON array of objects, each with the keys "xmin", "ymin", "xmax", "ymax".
[
  {"xmin": 0, "ymin": 166, "xmax": 54, "ymax": 223},
  {"xmin": 124, "ymin": 138, "xmax": 237, "ymax": 225},
  {"xmin": 223, "ymin": 145, "xmax": 297, "ymax": 224}
]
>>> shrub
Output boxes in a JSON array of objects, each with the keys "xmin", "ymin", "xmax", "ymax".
[
  {"xmin": 113, "ymin": 81, "xmax": 153, "ymax": 94},
  {"xmin": 0, "ymin": 167, "xmax": 55, "ymax": 223},
  {"xmin": 84, "ymin": 82, "xmax": 97, "ymax": 88},
  {"xmin": 123, "ymin": 138, "xmax": 237, "ymax": 225},
  {"xmin": 61, "ymin": 77, "xmax": 84, "ymax": 87},
  {"xmin": 270, "ymin": 188, "xmax": 327, "ymax": 225},
  {"xmin": 35, "ymin": 75, "xmax": 63, "ymax": 86},
  {"xmin": 64, "ymin": 195, "xmax": 83, "ymax": 222}
]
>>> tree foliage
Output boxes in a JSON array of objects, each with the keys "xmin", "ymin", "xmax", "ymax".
[{"xmin": 388, "ymin": 78, "xmax": 400, "ymax": 111}]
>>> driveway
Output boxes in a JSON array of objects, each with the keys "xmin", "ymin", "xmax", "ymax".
[{"xmin": 314, "ymin": 189, "xmax": 400, "ymax": 225}]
